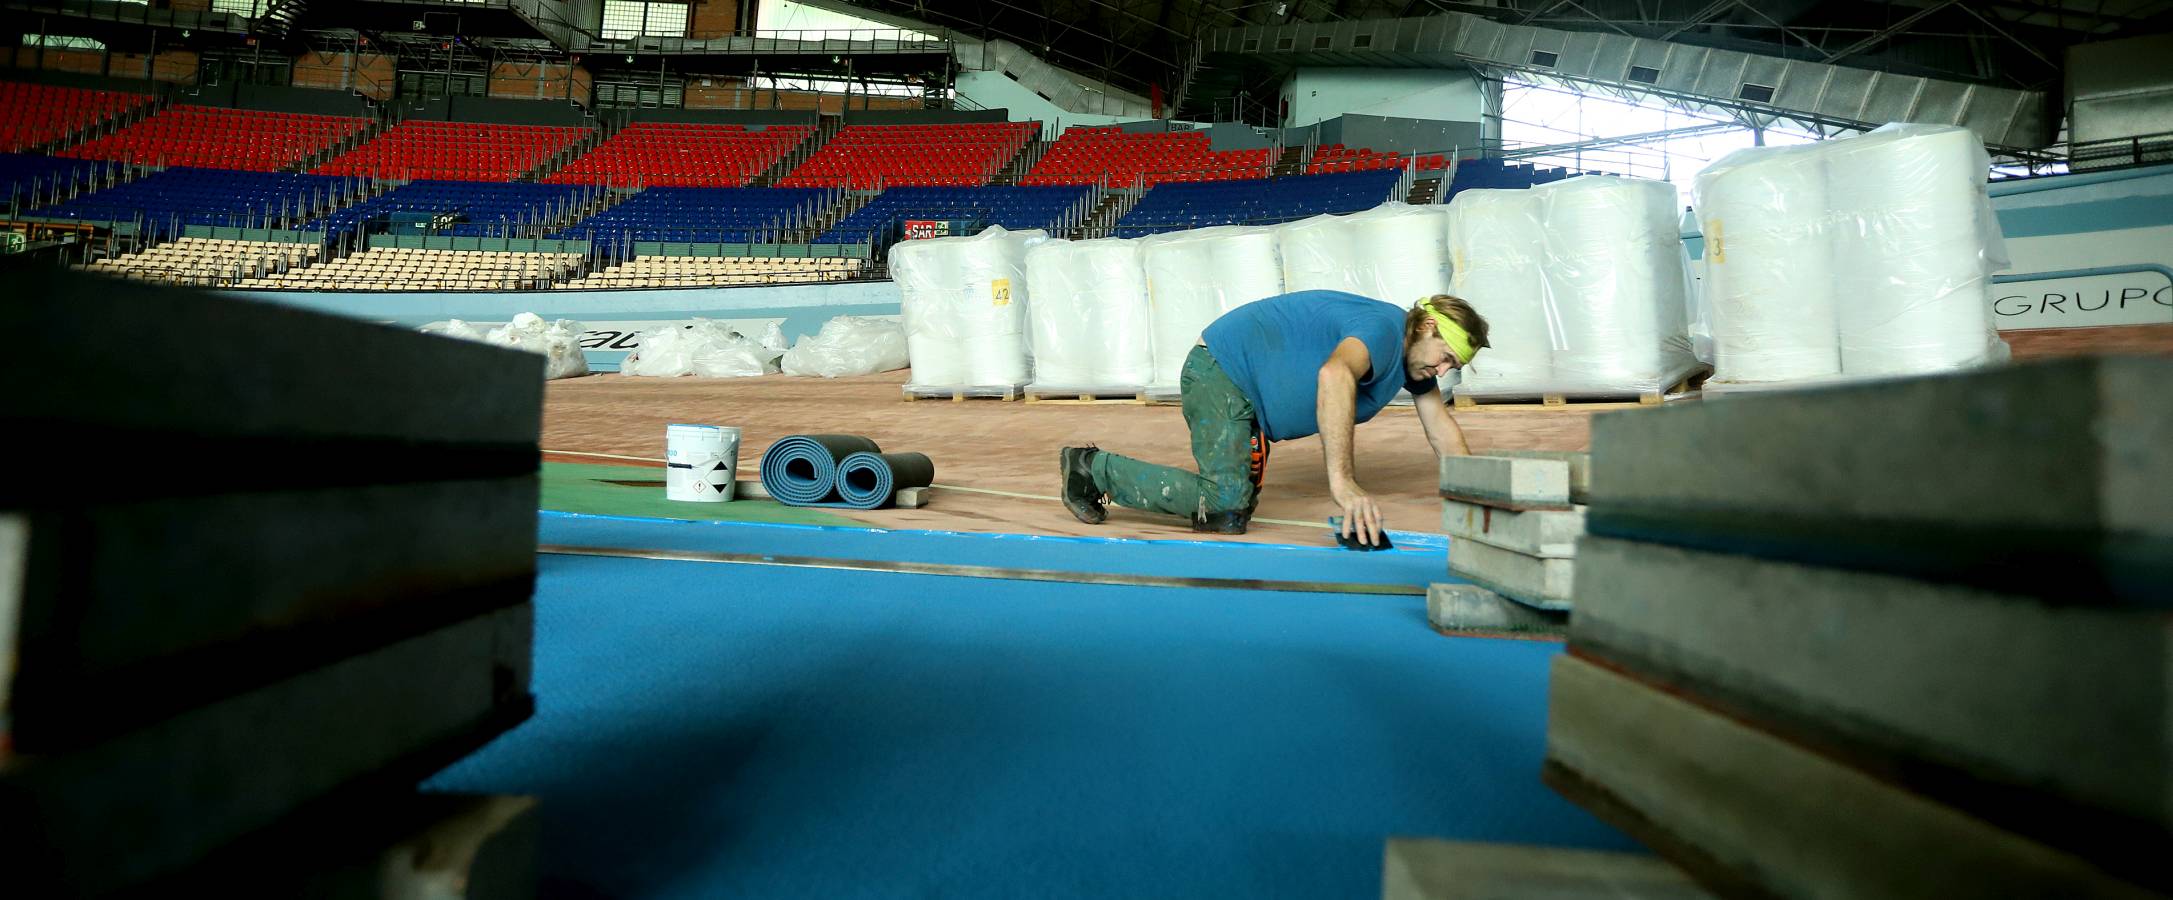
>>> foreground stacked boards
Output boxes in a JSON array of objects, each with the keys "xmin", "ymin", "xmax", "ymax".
[
  {"xmin": 1022, "ymin": 237, "xmax": 1156, "ymax": 393},
  {"xmin": 1, "ymin": 268, "xmax": 540, "ymax": 895},
  {"xmin": 1544, "ymin": 357, "xmax": 2169, "ymax": 898},
  {"xmin": 1444, "ymin": 175, "xmax": 1700, "ymax": 400},
  {"xmin": 892, "ymin": 225, "xmax": 1048, "ymax": 392},
  {"xmin": 1696, "ymin": 123, "xmax": 2010, "ymax": 390},
  {"xmin": 1140, "ymin": 225, "xmax": 1285, "ymax": 392}
]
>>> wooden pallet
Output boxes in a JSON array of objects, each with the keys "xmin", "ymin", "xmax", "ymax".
[
  {"xmin": 901, "ymin": 384, "xmax": 1025, "ymax": 402},
  {"xmin": 1023, "ymin": 389, "xmax": 1149, "ymax": 405},
  {"xmin": 1453, "ymin": 368, "xmax": 1711, "ymax": 411}
]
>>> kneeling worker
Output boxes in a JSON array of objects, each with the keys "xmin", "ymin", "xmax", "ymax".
[{"xmin": 1059, "ymin": 290, "xmax": 1488, "ymax": 546}]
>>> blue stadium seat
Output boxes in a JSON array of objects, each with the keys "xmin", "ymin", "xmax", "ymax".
[
  {"xmin": 552, "ymin": 187, "xmax": 831, "ymax": 244},
  {"xmin": 312, "ymin": 180, "xmax": 604, "ymax": 240},
  {"xmin": 0, "ymin": 152, "xmax": 125, "ymax": 200},
  {"xmin": 38, "ymin": 166, "xmax": 360, "ymax": 238},
  {"xmin": 816, "ymin": 185, "xmax": 1091, "ymax": 244},
  {"xmin": 1111, "ymin": 169, "xmax": 1400, "ymax": 238}
]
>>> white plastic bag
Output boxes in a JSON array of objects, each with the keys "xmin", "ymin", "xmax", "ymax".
[
  {"xmin": 420, "ymin": 313, "xmax": 589, "ymax": 380},
  {"xmin": 781, "ymin": 316, "xmax": 909, "ymax": 377},
  {"xmin": 623, "ymin": 319, "xmax": 778, "ymax": 378},
  {"xmin": 487, "ymin": 312, "xmax": 590, "ymax": 380}
]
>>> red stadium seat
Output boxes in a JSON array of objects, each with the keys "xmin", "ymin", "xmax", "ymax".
[{"xmin": 59, "ymin": 105, "xmax": 368, "ymax": 171}]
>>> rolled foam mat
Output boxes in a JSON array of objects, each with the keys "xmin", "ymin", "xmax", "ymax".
[
  {"xmin": 836, "ymin": 452, "xmax": 936, "ymax": 509},
  {"xmin": 759, "ymin": 434, "xmax": 882, "ymax": 506}
]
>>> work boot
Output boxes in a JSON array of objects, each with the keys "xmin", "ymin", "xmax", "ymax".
[{"xmin": 1058, "ymin": 446, "xmax": 1106, "ymax": 525}]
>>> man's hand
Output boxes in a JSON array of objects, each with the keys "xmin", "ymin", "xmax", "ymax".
[{"xmin": 1333, "ymin": 482, "xmax": 1385, "ymax": 547}]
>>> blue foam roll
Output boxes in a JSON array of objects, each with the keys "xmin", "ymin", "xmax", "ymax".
[
  {"xmin": 759, "ymin": 434, "xmax": 881, "ymax": 506},
  {"xmin": 836, "ymin": 452, "xmax": 936, "ymax": 509}
]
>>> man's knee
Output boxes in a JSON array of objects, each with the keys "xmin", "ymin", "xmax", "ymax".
[{"xmin": 1191, "ymin": 483, "xmax": 1258, "ymax": 534}]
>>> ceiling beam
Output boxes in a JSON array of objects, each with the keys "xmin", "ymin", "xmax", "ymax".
[
  {"xmin": 1820, "ymin": 0, "xmax": 1958, "ymax": 64},
  {"xmin": 1656, "ymin": 0, "xmax": 1737, "ymax": 41}
]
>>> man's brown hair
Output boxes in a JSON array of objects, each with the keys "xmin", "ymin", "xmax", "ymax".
[{"xmin": 1404, "ymin": 295, "xmax": 1491, "ymax": 350}]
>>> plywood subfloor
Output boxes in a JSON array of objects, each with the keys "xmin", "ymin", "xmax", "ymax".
[{"xmin": 543, "ymin": 371, "xmax": 1600, "ymax": 546}]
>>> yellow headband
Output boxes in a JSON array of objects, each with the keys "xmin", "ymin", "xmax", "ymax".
[{"xmin": 1425, "ymin": 306, "xmax": 1478, "ymax": 366}]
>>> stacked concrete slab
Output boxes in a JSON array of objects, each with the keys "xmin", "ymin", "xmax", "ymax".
[
  {"xmin": 0, "ymin": 268, "xmax": 544, "ymax": 896},
  {"xmin": 1543, "ymin": 357, "xmax": 2170, "ymax": 898},
  {"xmin": 1428, "ymin": 453, "xmax": 1589, "ymax": 636}
]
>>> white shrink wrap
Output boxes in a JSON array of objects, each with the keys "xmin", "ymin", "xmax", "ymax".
[
  {"xmin": 1696, "ymin": 144, "xmax": 1843, "ymax": 383},
  {"xmin": 1534, "ymin": 175, "xmax": 1699, "ymax": 393},
  {"xmin": 890, "ymin": 225, "xmax": 1048, "ymax": 388},
  {"xmin": 1445, "ymin": 189, "xmax": 1552, "ymax": 394},
  {"xmin": 420, "ymin": 313, "xmax": 589, "ymax": 380},
  {"xmin": 1022, "ymin": 237, "xmax": 1156, "ymax": 390},
  {"xmin": 1140, "ymin": 225, "xmax": 1284, "ymax": 390},
  {"xmin": 780, "ymin": 315, "xmax": 909, "ymax": 377},
  {"xmin": 1276, "ymin": 212, "xmax": 1354, "ymax": 294},
  {"xmin": 1277, "ymin": 203, "xmax": 1453, "ymax": 304},
  {"xmin": 1824, "ymin": 124, "xmax": 2009, "ymax": 377}
]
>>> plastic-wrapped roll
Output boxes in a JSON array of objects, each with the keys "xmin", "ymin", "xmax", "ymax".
[
  {"xmin": 1023, "ymin": 237, "xmax": 1154, "ymax": 389},
  {"xmin": 889, "ymin": 226, "xmax": 1047, "ymax": 387},
  {"xmin": 1141, "ymin": 225, "xmax": 1284, "ymax": 390},
  {"xmin": 890, "ymin": 236, "xmax": 967, "ymax": 387},
  {"xmin": 1345, "ymin": 203, "xmax": 1454, "ymax": 305},
  {"xmin": 1537, "ymin": 175, "xmax": 1696, "ymax": 391},
  {"xmin": 1446, "ymin": 189, "xmax": 1552, "ymax": 395},
  {"xmin": 1277, "ymin": 213, "xmax": 1354, "ymax": 293},
  {"xmin": 1824, "ymin": 124, "xmax": 2008, "ymax": 377},
  {"xmin": 957, "ymin": 227, "xmax": 1046, "ymax": 386},
  {"xmin": 1696, "ymin": 144, "xmax": 1842, "ymax": 383}
]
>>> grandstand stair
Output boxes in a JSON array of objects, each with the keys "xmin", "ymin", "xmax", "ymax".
[
  {"xmin": 1077, "ymin": 189, "xmax": 1139, "ymax": 239},
  {"xmin": 992, "ymin": 137, "xmax": 1052, "ymax": 186},
  {"xmin": 797, "ymin": 190, "xmax": 876, "ymax": 242},
  {"xmin": 524, "ymin": 111, "xmax": 618, "ymax": 183},
  {"xmin": 290, "ymin": 109, "xmax": 389, "ymax": 174},
  {"xmin": 254, "ymin": 0, "xmax": 308, "ymax": 45},
  {"xmin": 756, "ymin": 115, "xmax": 838, "ymax": 187},
  {"xmin": 1406, "ymin": 173, "xmax": 1442, "ymax": 205},
  {"xmin": 1271, "ymin": 144, "xmax": 1303, "ymax": 178}
]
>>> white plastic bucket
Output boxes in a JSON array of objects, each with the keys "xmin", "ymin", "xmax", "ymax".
[{"xmin": 665, "ymin": 424, "xmax": 739, "ymax": 502}]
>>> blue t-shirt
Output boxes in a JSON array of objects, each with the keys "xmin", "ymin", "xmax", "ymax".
[{"xmin": 1201, "ymin": 290, "xmax": 1435, "ymax": 442}]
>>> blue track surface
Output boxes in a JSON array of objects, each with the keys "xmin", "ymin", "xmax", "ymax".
[
  {"xmin": 542, "ymin": 511, "xmax": 1450, "ymax": 587},
  {"xmin": 425, "ymin": 551, "xmax": 1635, "ymax": 898}
]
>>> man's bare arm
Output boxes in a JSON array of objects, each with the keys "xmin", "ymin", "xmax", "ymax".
[
  {"xmin": 1319, "ymin": 337, "xmax": 1383, "ymax": 545},
  {"xmin": 1413, "ymin": 386, "xmax": 1471, "ymax": 457}
]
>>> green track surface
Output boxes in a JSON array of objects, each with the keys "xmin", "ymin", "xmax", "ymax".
[{"xmin": 542, "ymin": 461, "xmax": 866, "ymax": 526}]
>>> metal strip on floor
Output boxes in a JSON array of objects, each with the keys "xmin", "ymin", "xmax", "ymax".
[{"xmin": 539, "ymin": 544, "xmax": 1428, "ymax": 597}]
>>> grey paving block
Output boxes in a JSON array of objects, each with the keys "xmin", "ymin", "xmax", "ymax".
[
  {"xmin": 1545, "ymin": 654, "xmax": 2159, "ymax": 899},
  {"xmin": 1439, "ymin": 455, "xmax": 1573, "ymax": 510},
  {"xmin": 1426, "ymin": 583, "xmax": 1567, "ymax": 637},
  {"xmin": 1585, "ymin": 357, "xmax": 2172, "ymax": 606},
  {"xmin": 1570, "ymin": 535, "xmax": 2170, "ymax": 859},
  {"xmin": 1449, "ymin": 538, "xmax": 1575, "ymax": 610},
  {"xmin": 1383, "ymin": 837, "xmax": 1710, "ymax": 899},
  {"xmin": 0, "ymin": 604, "xmax": 533, "ymax": 897},
  {"xmin": 1493, "ymin": 450, "xmax": 1592, "ymax": 504},
  {"xmin": 1442, "ymin": 498, "xmax": 1585, "ymax": 558}
]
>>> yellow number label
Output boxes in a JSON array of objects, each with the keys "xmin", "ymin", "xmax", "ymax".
[{"xmin": 992, "ymin": 278, "xmax": 1012, "ymax": 306}]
